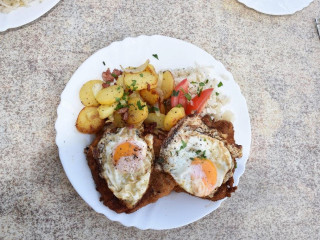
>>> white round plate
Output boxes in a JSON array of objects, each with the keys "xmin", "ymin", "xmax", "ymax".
[
  {"xmin": 55, "ymin": 35, "xmax": 251, "ymax": 230},
  {"xmin": 0, "ymin": 0, "xmax": 60, "ymax": 32},
  {"xmin": 237, "ymin": 0, "xmax": 314, "ymax": 15}
]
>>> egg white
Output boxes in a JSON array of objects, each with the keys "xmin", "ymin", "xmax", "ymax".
[
  {"xmin": 98, "ymin": 127, "xmax": 153, "ymax": 208},
  {"xmin": 162, "ymin": 131, "xmax": 233, "ymax": 197}
]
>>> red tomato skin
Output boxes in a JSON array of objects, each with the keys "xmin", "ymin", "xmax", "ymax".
[
  {"xmin": 171, "ymin": 79, "xmax": 189, "ymax": 108},
  {"xmin": 186, "ymin": 88, "xmax": 214, "ymax": 115}
]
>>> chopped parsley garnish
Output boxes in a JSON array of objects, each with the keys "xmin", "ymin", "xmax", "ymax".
[
  {"xmin": 176, "ymin": 104, "xmax": 183, "ymax": 108},
  {"xmin": 195, "ymin": 150, "xmax": 202, "ymax": 155},
  {"xmin": 111, "ymin": 73, "xmax": 117, "ymax": 78},
  {"xmin": 115, "ymin": 97, "xmax": 121, "ymax": 102},
  {"xmin": 152, "ymin": 54, "xmax": 159, "ymax": 60},
  {"xmin": 137, "ymin": 100, "xmax": 146, "ymax": 110},
  {"xmin": 158, "ymin": 157, "xmax": 164, "ymax": 163},
  {"xmin": 130, "ymin": 80, "xmax": 138, "ymax": 91},
  {"xmin": 184, "ymin": 93, "xmax": 192, "ymax": 101},
  {"xmin": 180, "ymin": 89, "xmax": 191, "ymax": 101},
  {"xmin": 218, "ymin": 81, "xmax": 223, "ymax": 87},
  {"xmin": 199, "ymin": 150, "xmax": 207, "ymax": 159},
  {"xmin": 172, "ymin": 90, "xmax": 180, "ymax": 96},
  {"xmin": 121, "ymin": 91, "xmax": 129, "ymax": 101},
  {"xmin": 197, "ymin": 87, "xmax": 203, "ymax": 97},
  {"xmin": 215, "ymin": 92, "xmax": 219, "ymax": 96},
  {"xmin": 176, "ymin": 140, "xmax": 187, "ymax": 154},
  {"xmin": 117, "ymin": 86, "xmax": 121, "ymax": 90},
  {"xmin": 180, "ymin": 140, "xmax": 187, "ymax": 150},
  {"xmin": 140, "ymin": 73, "xmax": 144, "ymax": 77},
  {"xmin": 191, "ymin": 81, "xmax": 197, "ymax": 84},
  {"xmin": 102, "ymin": 61, "xmax": 106, "ymax": 66},
  {"xmin": 148, "ymin": 106, "xmax": 159, "ymax": 112},
  {"xmin": 195, "ymin": 79, "xmax": 210, "ymax": 96},
  {"xmin": 235, "ymin": 162, "xmax": 237, "ymax": 169},
  {"xmin": 115, "ymin": 102, "xmax": 125, "ymax": 110}
]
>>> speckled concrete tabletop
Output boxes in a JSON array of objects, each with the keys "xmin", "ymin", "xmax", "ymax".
[{"xmin": 1, "ymin": 0, "xmax": 320, "ymax": 239}]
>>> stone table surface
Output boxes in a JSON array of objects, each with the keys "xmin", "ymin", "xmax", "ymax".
[{"xmin": 1, "ymin": 0, "xmax": 319, "ymax": 239}]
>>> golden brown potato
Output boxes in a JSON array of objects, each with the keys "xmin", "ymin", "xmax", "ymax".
[
  {"xmin": 145, "ymin": 113, "xmax": 166, "ymax": 129},
  {"xmin": 96, "ymin": 85, "xmax": 124, "ymax": 105},
  {"xmin": 127, "ymin": 97, "xmax": 148, "ymax": 124},
  {"xmin": 163, "ymin": 106, "xmax": 185, "ymax": 131},
  {"xmin": 113, "ymin": 111, "xmax": 126, "ymax": 128},
  {"xmin": 79, "ymin": 80, "xmax": 103, "ymax": 107},
  {"xmin": 124, "ymin": 71, "xmax": 157, "ymax": 91},
  {"xmin": 145, "ymin": 64, "xmax": 158, "ymax": 89},
  {"xmin": 161, "ymin": 71, "xmax": 175, "ymax": 99},
  {"xmin": 76, "ymin": 107, "xmax": 105, "ymax": 134},
  {"xmin": 97, "ymin": 103, "xmax": 116, "ymax": 119},
  {"xmin": 139, "ymin": 89, "xmax": 160, "ymax": 105}
]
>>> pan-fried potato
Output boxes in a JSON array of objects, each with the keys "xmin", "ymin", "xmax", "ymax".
[
  {"xmin": 79, "ymin": 80, "xmax": 103, "ymax": 106},
  {"xmin": 97, "ymin": 103, "xmax": 116, "ymax": 119},
  {"xmin": 145, "ymin": 64, "xmax": 158, "ymax": 89},
  {"xmin": 113, "ymin": 111, "xmax": 126, "ymax": 128},
  {"xmin": 139, "ymin": 89, "xmax": 159, "ymax": 105},
  {"xmin": 161, "ymin": 71, "xmax": 174, "ymax": 99},
  {"xmin": 127, "ymin": 97, "xmax": 148, "ymax": 124},
  {"xmin": 124, "ymin": 71, "xmax": 157, "ymax": 91},
  {"xmin": 145, "ymin": 113, "xmax": 166, "ymax": 129},
  {"xmin": 163, "ymin": 106, "xmax": 185, "ymax": 131},
  {"xmin": 96, "ymin": 85, "xmax": 124, "ymax": 105},
  {"xmin": 76, "ymin": 107, "xmax": 105, "ymax": 134}
]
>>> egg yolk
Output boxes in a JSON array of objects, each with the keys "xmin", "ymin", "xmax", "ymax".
[
  {"xmin": 191, "ymin": 158, "xmax": 217, "ymax": 188},
  {"xmin": 113, "ymin": 142, "xmax": 140, "ymax": 165}
]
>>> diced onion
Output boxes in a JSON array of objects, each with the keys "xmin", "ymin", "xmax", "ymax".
[
  {"xmin": 92, "ymin": 83, "xmax": 103, "ymax": 98},
  {"xmin": 120, "ymin": 59, "xmax": 150, "ymax": 73},
  {"xmin": 153, "ymin": 103, "xmax": 161, "ymax": 116},
  {"xmin": 157, "ymin": 71, "xmax": 163, "ymax": 88},
  {"xmin": 156, "ymin": 71, "xmax": 164, "ymax": 100}
]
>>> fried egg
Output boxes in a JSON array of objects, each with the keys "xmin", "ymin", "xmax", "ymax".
[
  {"xmin": 160, "ymin": 116, "xmax": 235, "ymax": 198},
  {"xmin": 97, "ymin": 127, "xmax": 153, "ymax": 208}
]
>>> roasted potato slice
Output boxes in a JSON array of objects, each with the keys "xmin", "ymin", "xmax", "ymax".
[
  {"xmin": 124, "ymin": 71, "xmax": 157, "ymax": 91},
  {"xmin": 145, "ymin": 113, "xmax": 166, "ymax": 130},
  {"xmin": 97, "ymin": 103, "xmax": 116, "ymax": 119},
  {"xmin": 139, "ymin": 89, "xmax": 159, "ymax": 105},
  {"xmin": 76, "ymin": 107, "xmax": 105, "ymax": 134},
  {"xmin": 145, "ymin": 64, "xmax": 158, "ymax": 89},
  {"xmin": 96, "ymin": 85, "xmax": 124, "ymax": 105},
  {"xmin": 79, "ymin": 80, "xmax": 103, "ymax": 106},
  {"xmin": 164, "ymin": 106, "xmax": 185, "ymax": 131},
  {"xmin": 127, "ymin": 97, "xmax": 148, "ymax": 124},
  {"xmin": 161, "ymin": 71, "xmax": 175, "ymax": 99}
]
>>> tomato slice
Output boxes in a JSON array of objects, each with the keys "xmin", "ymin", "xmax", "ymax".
[
  {"xmin": 171, "ymin": 79, "xmax": 189, "ymax": 108},
  {"xmin": 186, "ymin": 88, "xmax": 214, "ymax": 115}
]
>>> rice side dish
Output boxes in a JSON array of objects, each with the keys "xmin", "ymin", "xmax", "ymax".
[{"xmin": 171, "ymin": 66, "xmax": 234, "ymax": 122}]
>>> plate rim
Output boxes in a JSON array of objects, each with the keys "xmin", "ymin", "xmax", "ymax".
[
  {"xmin": 237, "ymin": 0, "xmax": 314, "ymax": 15},
  {"xmin": 55, "ymin": 34, "xmax": 252, "ymax": 230},
  {"xmin": 0, "ymin": 0, "xmax": 60, "ymax": 32}
]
